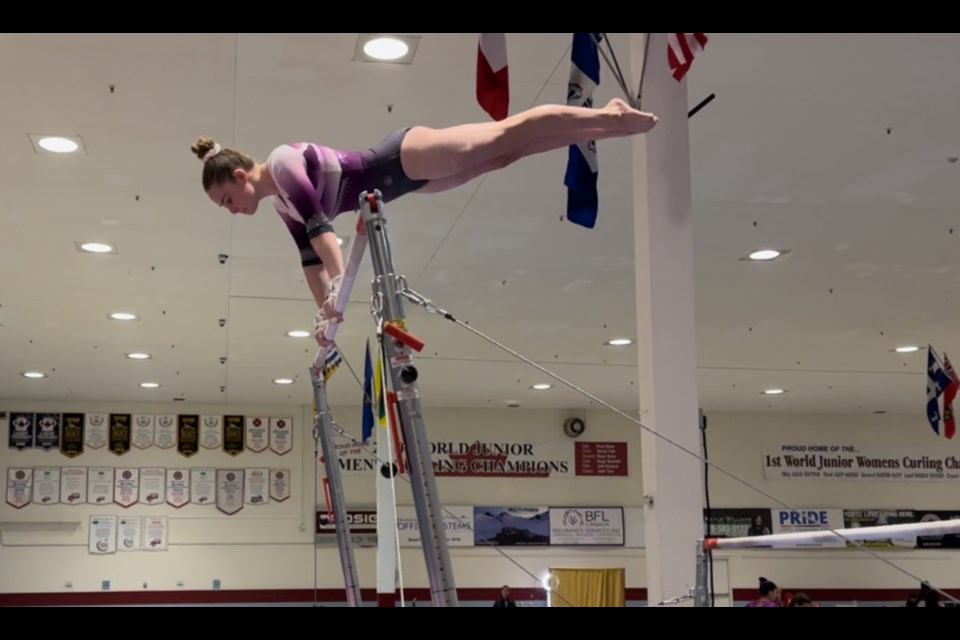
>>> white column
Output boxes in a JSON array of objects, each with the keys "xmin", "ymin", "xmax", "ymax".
[
  {"xmin": 376, "ymin": 419, "xmax": 399, "ymax": 606},
  {"xmin": 629, "ymin": 33, "xmax": 704, "ymax": 607}
]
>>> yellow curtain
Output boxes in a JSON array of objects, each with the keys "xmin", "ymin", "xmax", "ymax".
[{"xmin": 548, "ymin": 567, "xmax": 625, "ymax": 607}]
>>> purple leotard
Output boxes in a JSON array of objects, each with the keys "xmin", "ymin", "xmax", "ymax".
[{"xmin": 266, "ymin": 128, "xmax": 427, "ymax": 267}]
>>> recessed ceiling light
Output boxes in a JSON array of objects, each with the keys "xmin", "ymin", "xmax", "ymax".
[
  {"xmin": 762, "ymin": 388, "xmax": 786, "ymax": 395},
  {"xmin": 139, "ymin": 382, "xmax": 160, "ymax": 388},
  {"xmin": 126, "ymin": 352, "xmax": 151, "ymax": 360},
  {"xmin": 38, "ymin": 136, "xmax": 79, "ymax": 153},
  {"xmin": 29, "ymin": 133, "xmax": 86, "ymax": 155},
  {"xmin": 748, "ymin": 249, "xmax": 781, "ymax": 261},
  {"xmin": 531, "ymin": 383, "xmax": 553, "ymax": 391},
  {"xmin": 605, "ymin": 338, "xmax": 632, "ymax": 346},
  {"xmin": 109, "ymin": 312, "xmax": 138, "ymax": 321},
  {"xmin": 286, "ymin": 330, "xmax": 311, "ymax": 338},
  {"xmin": 273, "ymin": 378, "xmax": 295, "ymax": 385},
  {"xmin": 363, "ymin": 37, "xmax": 409, "ymax": 60},
  {"xmin": 77, "ymin": 241, "xmax": 116, "ymax": 254},
  {"xmin": 354, "ymin": 34, "xmax": 420, "ymax": 64},
  {"xmin": 22, "ymin": 371, "xmax": 46, "ymax": 379},
  {"xmin": 894, "ymin": 345, "xmax": 919, "ymax": 353}
]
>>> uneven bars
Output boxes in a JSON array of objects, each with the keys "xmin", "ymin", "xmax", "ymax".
[
  {"xmin": 704, "ymin": 518, "xmax": 960, "ymax": 550},
  {"xmin": 311, "ymin": 214, "xmax": 369, "ymax": 372}
]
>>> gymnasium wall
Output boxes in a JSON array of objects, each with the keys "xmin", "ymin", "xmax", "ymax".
[{"xmin": 1, "ymin": 400, "xmax": 954, "ymax": 606}]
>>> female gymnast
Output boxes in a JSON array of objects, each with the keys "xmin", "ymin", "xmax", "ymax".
[{"xmin": 191, "ymin": 97, "xmax": 658, "ymax": 345}]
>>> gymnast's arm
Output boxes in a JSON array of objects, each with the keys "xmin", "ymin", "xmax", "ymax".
[
  {"xmin": 302, "ymin": 264, "xmax": 329, "ymax": 310},
  {"xmin": 277, "ymin": 210, "xmax": 333, "ymax": 309},
  {"xmin": 308, "ymin": 230, "xmax": 345, "ymax": 286},
  {"xmin": 269, "ymin": 145, "xmax": 345, "ymax": 285}
]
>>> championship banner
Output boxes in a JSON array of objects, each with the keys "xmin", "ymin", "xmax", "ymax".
[
  {"xmin": 154, "ymin": 414, "xmax": 177, "ymax": 449},
  {"xmin": 109, "ymin": 413, "xmax": 131, "ymax": 455},
  {"xmin": 333, "ymin": 437, "xmax": 628, "ymax": 479},
  {"xmin": 60, "ymin": 467, "xmax": 88, "ymax": 505},
  {"xmin": 166, "ymin": 469, "xmax": 190, "ymax": 508},
  {"xmin": 114, "ymin": 468, "xmax": 139, "ymax": 507},
  {"xmin": 548, "ymin": 507, "xmax": 625, "ymax": 546},
  {"xmin": 270, "ymin": 469, "xmax": 291, "ymax": 502},
  {"xmin": 60, "ymin": 412, "xmax": 84, "ymax": 458},
  {"xmin": 177, "ymin": 415, "xmax": 199, "ymax": 457},
  {"xmin": 270, "ymin": 417, "xmax": 293, "ymax": 455},
  {"xmin": 246, "ymin": 416, "xmax": 268, "ymax": 452},
  {"xmin": 244, "ymin": 468, "xmax": 270, "ymax": 504},
  {"xmin": 216, "ymin": 469, "xmax": 244, "ymax": 514},
  {"xmin": 396, "ymin": 505, "xmax": 474, "ymax": 547},
  {"xmin": 32, "ymin": 467, "xmax": 61, "ymax": 505},
  {"xmin": 89, "ymin": 515, "xmax": 117, "ymax": 554},
  {"xmin": 223, "ymin": 415, "xmax": 245, "ymax": 456},
  {"xmin": 200, "ymin": 415, "xmax": 222, "ymax": 449},
  {"xmin": 6, "ymin": 468, "xmax": 32, "ymax": 508},
  {"xmin": 190, "ymin": 468, "xmax": 216, "ymax": 505},
  {"xmin": 35, "ymin": 413, "xmax": 60, "ymax": 450},
  {"xmin": 771, "ymin": 508, "xmax": 846, "ymax": 548},
  {"xmin": 85, "ymin": 413, "xmax": 107, "ymax": 449},
  {"xmin": 763, "ymin": 442, "xmax": 960, "ymax": 482},
  {"xmin": 117, "ymin": 516, "xmax": 142, "ymax": 552},
  {"xmin": 138, "ymin": 468, "xmax": 166, "ymax": 505},
  {"xmin": 474, "ymin": 506, "xmax": 550, "ymax": 546},
  {"xmin": 143, "ymin": 516, "xmax": 168, "ymax": 551},
  {"xmin": 9, "ymin": 412, "xmax": 34, "ymax": 449},
  {"xmin": 132, "ymin": 414, "xmax": 155, "ymax": 449},
  {"xmin": 87, "ymin": 467, "xmax": 114, "ymax": 505}
]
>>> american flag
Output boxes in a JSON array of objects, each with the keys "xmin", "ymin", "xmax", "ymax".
[{"xmin": 667, "ymin": 33, "xmax": 708, "ymax": 81}]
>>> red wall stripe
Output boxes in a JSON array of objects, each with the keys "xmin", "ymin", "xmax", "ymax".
[{"xmin": 0, "ymin": 587, "xmax": 953, "ymax": 606}]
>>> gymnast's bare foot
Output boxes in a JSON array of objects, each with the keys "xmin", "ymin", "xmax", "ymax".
[{"xmin": 605, "ymin": 97, "xmax": 658, "ymax": 133}]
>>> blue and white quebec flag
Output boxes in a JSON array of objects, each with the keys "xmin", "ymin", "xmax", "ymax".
[{"xmin": 564, "ymin": 32, "xmax": 602, "ymax": 229}]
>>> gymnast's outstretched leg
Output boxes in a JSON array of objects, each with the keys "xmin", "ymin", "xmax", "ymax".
[
  {"xmin": 415, "ymin": 129, "xmax": 612, "ymax": 194},
  {"xmin": 399, "ymin": 98, "xmax": 657, "ymax": 183}
]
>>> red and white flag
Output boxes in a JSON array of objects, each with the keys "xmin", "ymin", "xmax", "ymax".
[
  {"xmin": 943, "ymin": 354, "xmax": 959, "ymax": 439},
  {"xmin": 477, "ymin": 33, "xmax": 509, "ymax": 121},
  {"xmin": 667, "ymin": 33, "xmax": 708, "ymax": 81}
]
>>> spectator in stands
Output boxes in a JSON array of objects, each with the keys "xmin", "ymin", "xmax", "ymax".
[
  {"xmin": 493, "ymin": 585, "xmax": 517, "ymax": 607},
  {"xmin": 746, "ymin": 577, "xmax": 781, "ymax": 607},
  {"xmin": 919, "ymin": 582, "xmax": 941, "ymax": 607},
  {"xmin": 788, "ymin": 592, "xmax": 817, "ymax": 607}
]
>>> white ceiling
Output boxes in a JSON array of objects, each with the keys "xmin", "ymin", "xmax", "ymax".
[{"xmin": 1, "ymin": 32, "xmax": 958, "ymax": 417}]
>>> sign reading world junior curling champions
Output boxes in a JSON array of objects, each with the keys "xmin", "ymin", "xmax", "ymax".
[{"xmin": 332, "ymin": 437, "xmax": 629, "ymax": 478}]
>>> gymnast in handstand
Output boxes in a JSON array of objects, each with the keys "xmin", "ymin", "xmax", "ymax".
[{"xmin": 191, "ymin": 98, "xmax": 658, "ymax": 345}]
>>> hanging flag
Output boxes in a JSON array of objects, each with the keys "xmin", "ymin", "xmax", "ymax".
[
  {"xmin": 564, "ymin": 32, "xmax": 602, "ymax": 229},
  {"xmin": 927, "ymin": 346, "xmax": 952, "ymax": 435},
  {"xmin": 943, "ymin": 354, "xmax": 959, "ymax": 439},
  {"xmin": 374, "ymin": 346, "xmax": 386, "ymax": 428},
  {"xmin": 667, "ymin": 33, "xmax": 708, "ymax": 81},
  {"xmin": 361, "ymin": 339, "xmax": 374, "ymax": 444},
  {"xmin": 476, "ymin": 33, "xmax": 509, "ymax": 121}
]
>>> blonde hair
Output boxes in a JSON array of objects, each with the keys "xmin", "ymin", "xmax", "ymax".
[{"xmin": 190, "ymin": 137, "xmax": 255, "ymax": 191}]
